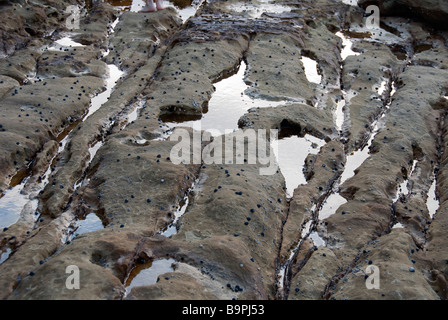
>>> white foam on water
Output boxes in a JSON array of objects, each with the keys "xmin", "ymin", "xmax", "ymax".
[{"xmin": 301, "ymin": 56, "xmax": 322, "ymax": 84}]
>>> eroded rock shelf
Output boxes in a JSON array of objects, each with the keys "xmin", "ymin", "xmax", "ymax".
[{"xmin": 0, "ymin": 0, "xmax": 447, "ymax": 300}]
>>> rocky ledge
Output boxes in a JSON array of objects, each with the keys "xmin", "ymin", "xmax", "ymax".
[{"xmin": 0, "ymin": 0, "xmax": 447, "ymax": 300}]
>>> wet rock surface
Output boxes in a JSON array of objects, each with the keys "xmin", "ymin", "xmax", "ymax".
[{"xmin": 1, "ymin": 0, "xmax": 448, "ymax": 301}]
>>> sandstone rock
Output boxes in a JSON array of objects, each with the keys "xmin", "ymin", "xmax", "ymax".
[
  {"xmin": 330, "ymin": 229, "xmax": 439, "ymax": 300},
  {"xmin": 1, "ymin": 0, "xmax": 448, "ymax": 301},
  {"xmin": 0, "ymin": 76, "xmax": 104, "ymax": 194},
  {"xmin": 288, "ymin": 247, "xmax": 340, "ymax": 300}
]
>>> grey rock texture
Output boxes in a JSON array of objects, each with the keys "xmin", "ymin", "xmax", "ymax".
[{"xmin": 0, "ymin": 0, "xmax": 448, "ymax": 301}]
